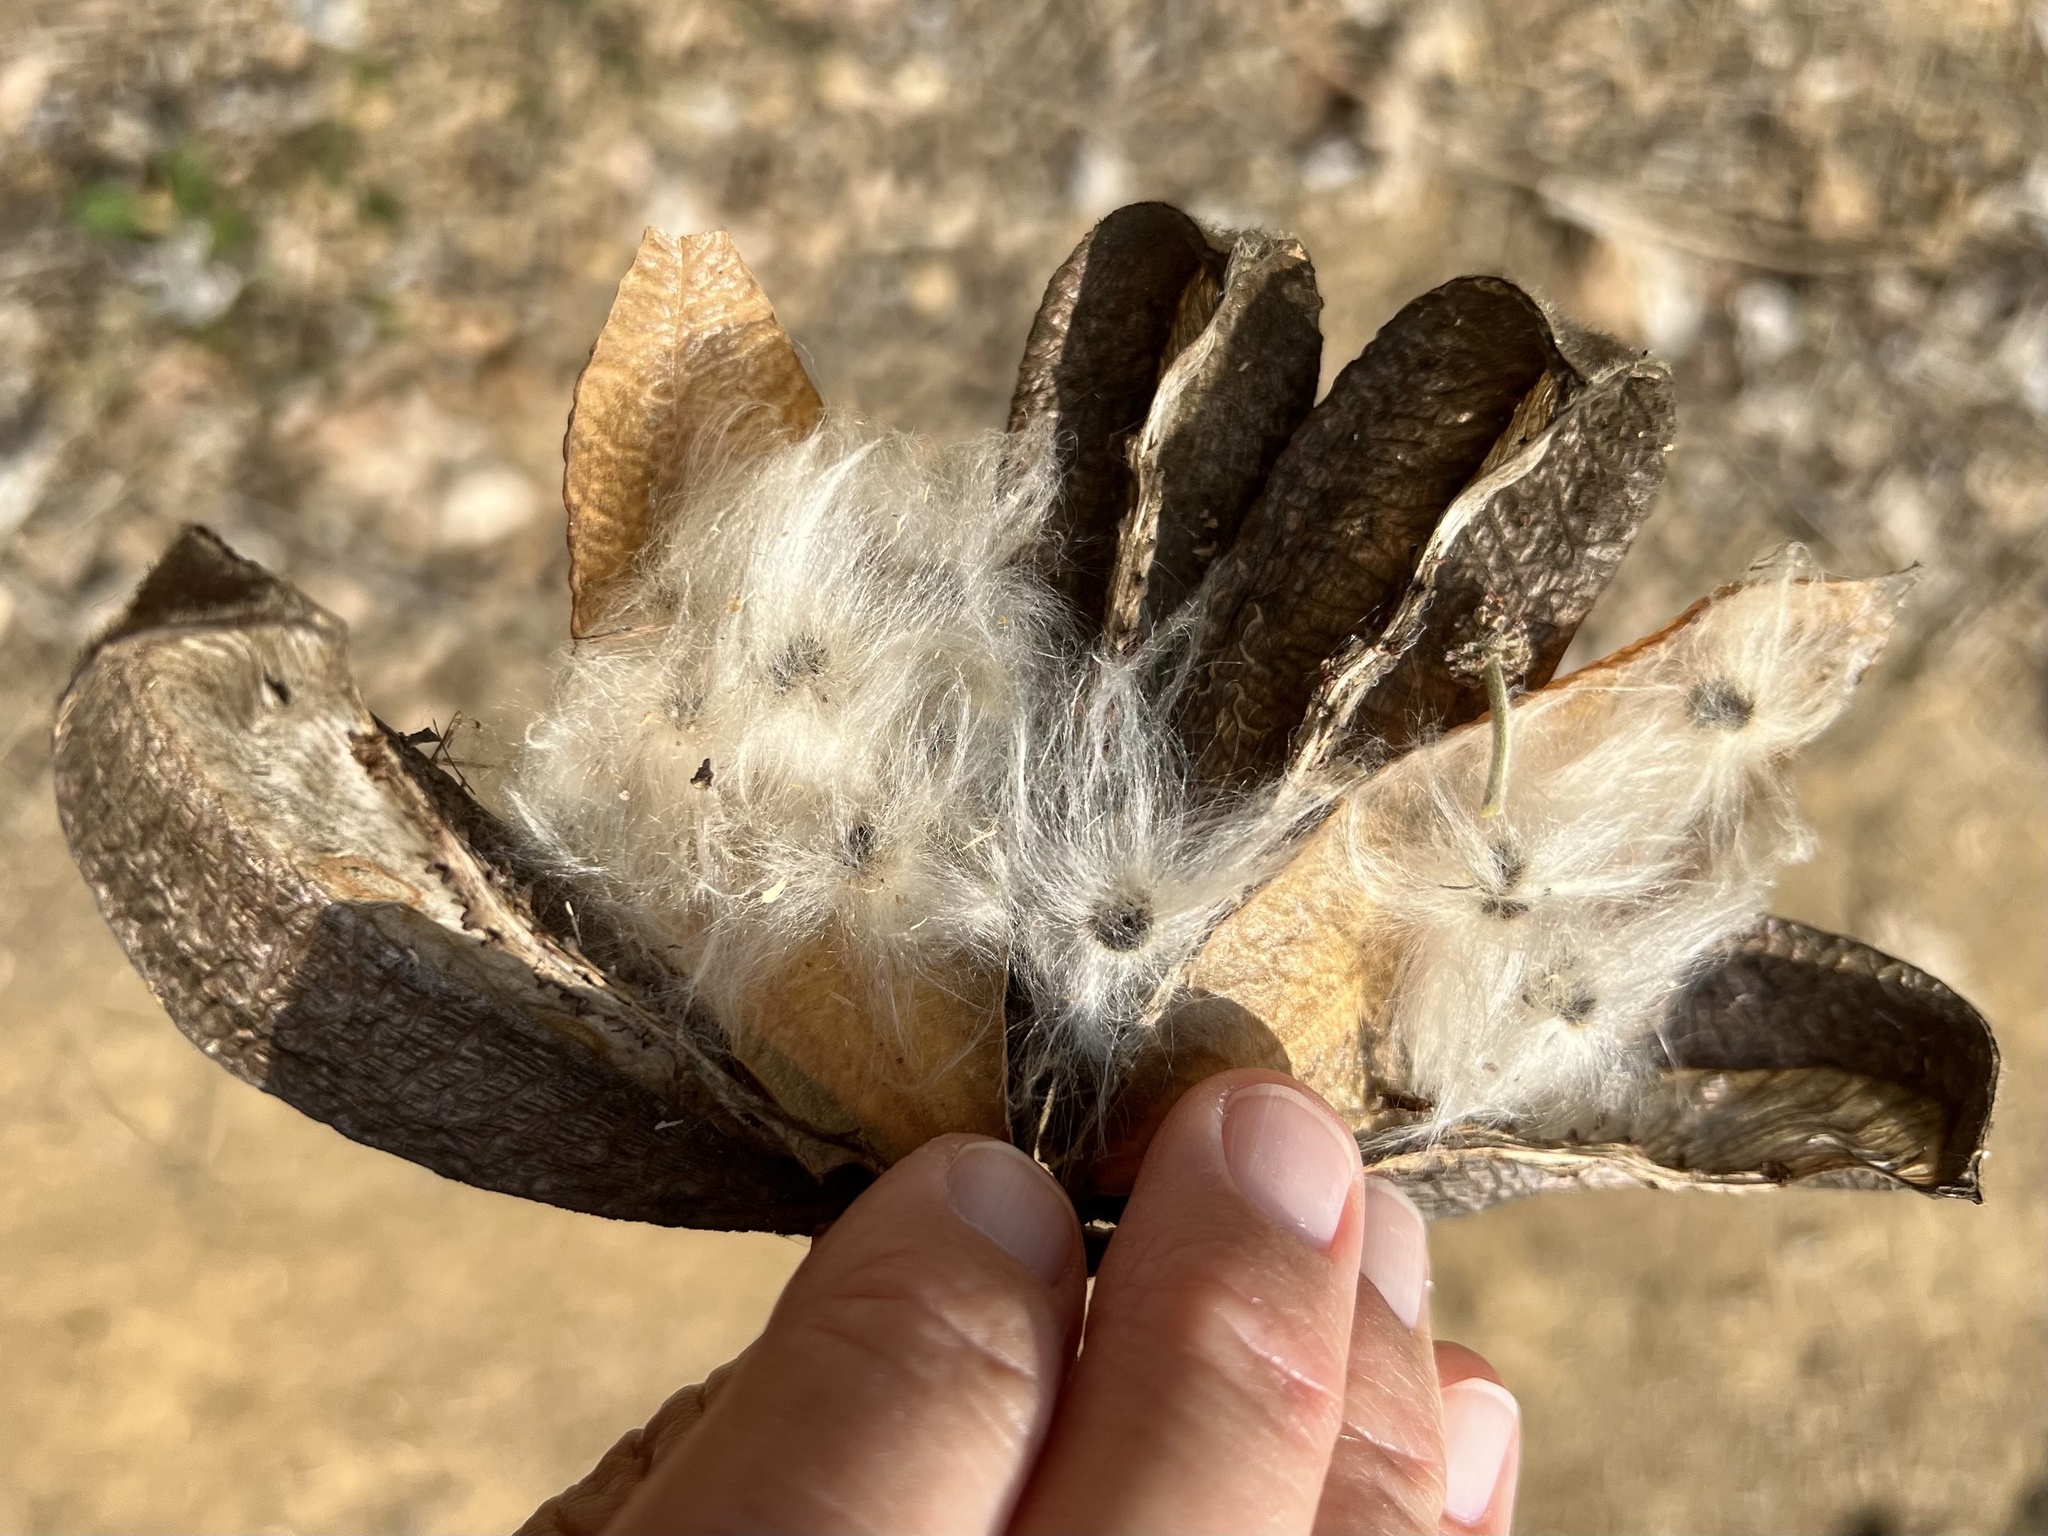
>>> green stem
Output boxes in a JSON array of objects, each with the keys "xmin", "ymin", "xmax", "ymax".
[{"xmin": 1480, "ymin": 651, "xmax": 1512, "ymax": 819}]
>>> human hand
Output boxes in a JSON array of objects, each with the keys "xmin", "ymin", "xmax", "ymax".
[{"xmin": 521, "ymin": 1069, "xmax": 1519, "ymax": 1535}]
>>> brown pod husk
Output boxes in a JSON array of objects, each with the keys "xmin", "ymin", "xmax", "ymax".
[
  {"xmin": 1181, "ymin": 276, "xmax": 1568, "ymax": 781},
  {"xmin": 1102, "ymin": 231, "xmax": 1324, "ymax": 648},
  {"xmin": 565, "ymin": 228, "xmax": 821, "ymax": 638},
  {"xmin": 712, "ymin": 935, "xmax": 1010, "ymax": 1166},
  {"xmin": 1325, "ymin": 328, "xmax": 1676, "ymax": 760},
  {"xmin": 565, "ymin": 230, "xmax": 1003, "ymax": 1164},
  {"xmin": 1355, "ymin": 916, "xmax": 1995, "ymax": 1218},
  {"xmin": 54, "ymin": 528, "xmax": 865, "ymax": 1233},
  {"xmin": 1009, "ymin": 202, "xmax": 1225, "ymax": 629},
  {"xmin": 1648, "ymin": 916, "xmax": 1994, "ymax": 1194},
  {"xmin": 1281, "ymin": 342, "xmax": 1677, "ymax": 780}
]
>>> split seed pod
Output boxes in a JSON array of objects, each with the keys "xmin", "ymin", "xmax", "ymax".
[{"xmin": 53, "ymin": 208, "xmax": 1997, "ymax": 1240}]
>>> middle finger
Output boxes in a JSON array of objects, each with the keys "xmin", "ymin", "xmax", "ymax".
[{"xmin": 1012, "ymin": 1071, "xmax": 1365, "ymax": 1534}]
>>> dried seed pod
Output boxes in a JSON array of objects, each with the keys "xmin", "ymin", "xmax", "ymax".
[
  {"xmin": 1340, "ymin": 913, "xmax": 1996, "ymax": 1218},
  {"xmin": 566, "ymin": 228, "xmax": 822, "ymax": 638},
  {"xmin": 1239, "ymin": 566, "xmax": 1912, "ymax": 1100},
  {"xmin": 1102, "ymin": 231, "xmax": 1323, "ymax": 648},
  {"xmin": 1647, "ymin": 917, "xmax": 1993, "ymax": 1194},
  {"xmin": 1316, "ymin": 325, "xmax": 1676, "ymax": 762},
  {"xmin": 1182, "ymin": 277, "xmax": 1570, "ymax": 781},
  {"xmin": 563, "ymin": 237, "xmax": 1003, "ymax": 1163},
  {"xmin": 54, "ymin": 529, "xmax": 866, "ymax": 1232},
  {"xmin": 710, "ymin": 939, "xmax": 1009, "ymax": 1165},
  {"xmin": 1009, "ymin": 202, "xmax": 1226, "ymax": 628}
]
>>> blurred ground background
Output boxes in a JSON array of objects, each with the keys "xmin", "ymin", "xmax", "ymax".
[{"xmin": 0, "ymin": 0, "xmax": 2042, "ymax": 1531}]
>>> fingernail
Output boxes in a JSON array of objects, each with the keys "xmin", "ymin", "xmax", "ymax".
[
  {"xmin": 947, "ymin": 1140, "xmax": 1074, "ymax": 1286},
  {"xmin": 1220, "ymin": 1082, "xmax": 1360, "ymax": 1250},
  {"xmin": 1441, "ymin": 1378, "xmax": 1520, "ymax": 1529},
  {"xmin": 1360, "ymin": 1178, "xmax": 1429, "ymax": 1331}
]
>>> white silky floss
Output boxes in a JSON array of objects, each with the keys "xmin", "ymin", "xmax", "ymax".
[
  {"xmin": 1342, "ymin": 551, "xmax": 1907, "ymax": 1130},
  {"xmin": 515, "ymin": 410, "xmax": 1901, "ymax": 1133},
  {"xmin": 516, "ymin": 418, "xmax": 1059, "ymax": 1032},
  {"xmin": 515, "ymin": 415, "xmax": 1295, "ymax": 1073},
  {"xmin": 1006, "ymin": 639, "xmax": 1317, "ymax": 1085}
]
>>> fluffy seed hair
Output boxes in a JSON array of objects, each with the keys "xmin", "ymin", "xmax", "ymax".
[
  {"xmin": 1338, "ymin": 549, "xmax": 1907, "ymax": 1130},
  {"xmin": 516, "ymin": 418, "xmax": 1061, "ymax": 1038},
  {"xmin": 516, "ymin": 412, "xmax": 1899, "ymax": 1136},
  {"xmin": 1006, "ymin": 634, "xmax": 1329, "ymax": 1100}
]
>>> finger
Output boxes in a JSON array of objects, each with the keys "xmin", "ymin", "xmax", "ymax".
[
  {"xmin": 1433, "ymin": 1343, "xmax": 1520, "ymax": 1536},
  {"xmin": 1012, "ymin": 1070, "xmax": 1366, "ymax": 1535},
  {"xmin": 609, "ymin": 1134, "xmax": 1086, "ymax": 1535},
  {"xmin": 1313, "ymin": 1180, "xmax": 1444, "ymax": 1535}
]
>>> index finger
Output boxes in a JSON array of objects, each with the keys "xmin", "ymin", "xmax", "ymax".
[{"xmin": 609, "ymin": 1134, "xmax": 1086, "ymax": 1535}]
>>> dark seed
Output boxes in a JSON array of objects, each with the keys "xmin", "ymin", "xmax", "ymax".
[
  {"xmin": 1487, "ymin": 837, "xmax": 1525, "ymax": 890},
  {"xmin": 1558, "ymin": 985, "xmax": 1597, "ymax": 1025},
  {"xmin": 691, "ymin": 758, "xmax": 714, "ymax": 787},
  {"xmin": 264, "ymin": 675, "xmax": 292, "ymax": 706},
  {"xmin": 1090, "ymin": 896, "xmax": 1153, "ymax": 952},
  {"xmin": 1480, "ymin": 896, "xmax": 1530, "ymax": 921},
  {"xmin": 842, "ymin": 822, "xmax": 877, "ymax": 867},
  {"xmin": 1689, "ymin": 678, "xmax": 1754, "ymax": 730},
  {"xmin": 1377, "ymin": 1088, "xmax": 1436, "ymax": 1114},
  {"xmin": 770, "ymin": 634, "xmax": 829, "ymax": 690}
]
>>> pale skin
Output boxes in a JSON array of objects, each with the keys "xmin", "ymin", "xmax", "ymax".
[{"xmin": 530, "ymin": 1069, "xmax": 1520, "ymax": 1536}]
